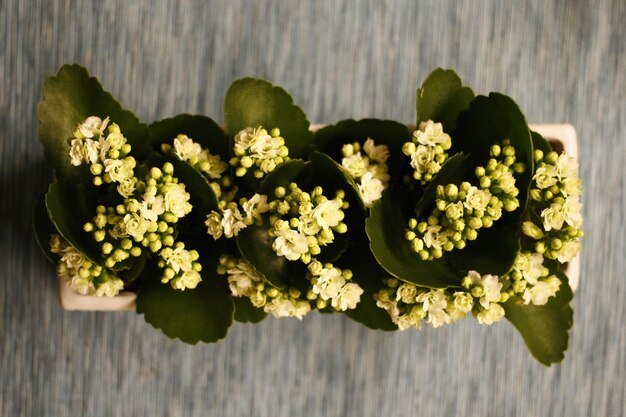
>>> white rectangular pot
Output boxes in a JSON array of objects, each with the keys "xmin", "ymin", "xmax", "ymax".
[{"xmin": 57, "ymin": 123, "xmax": 580, "ymax": 311}]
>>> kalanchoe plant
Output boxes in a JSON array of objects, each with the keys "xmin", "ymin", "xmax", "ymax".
[{"xmin": 34, "ymin": 65, "xmax": 582, "ymax": 365}]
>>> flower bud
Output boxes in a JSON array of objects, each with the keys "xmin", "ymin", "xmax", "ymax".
[{"xmin": 522, "ymin": 221, "xmax": 544, "ymax": 239}]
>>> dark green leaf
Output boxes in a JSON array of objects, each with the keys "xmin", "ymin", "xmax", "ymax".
[
  {"xmin": 258, "ymin": 159, "xmax": 307, "ymax": 195},
  {"xmin": 33, "ymin": 192, "xmax": 61, "ymax": 264},
  {"xmin": 313, "ymin": 119, "xmax": 411, "ymax": 179},
  {"xmin": 365, "ymin": 187, "xmax": 463, "ymax": 288},
  {"xmin": 531, "ymin": 130, "xmax": 553, "ymax": 155},
  {"xmin": 121, "ymin": 255, "xmax": 146, "ymax": 282},
  {"xmin": 38, "ymin": 65, "xmax": 149, "ymax": 182},
  {"xmin": 341, "ymin": 236, "xmax": 397, "ymax": 331},
  {"xmin": 414, "ymin": 154, "xmax": 468, "ymax": 218},
  {"xmin": 503, "ymin": 270, "xmax": 573, "ymax": 366},
  {"xmin": 416, "ymin": 68, "xmax": 474, "ymax": 131},
  {"xmin": 224, "ymin": 78, "xmax": 312, "ymax": 158},
  {"xmin": 233, "ymin": 297, "xmax": 267, "ymax": 323},
  {"xmin": 45, "ymin": 182, "xmax": 102, "ymax": 265},
  {"xmin": 136, "ymin": 246, "xmax": 235, "ymax": 344},
  {"xmin": 149, "ymin": 114, "xmax": 230, "ymax": 161}
]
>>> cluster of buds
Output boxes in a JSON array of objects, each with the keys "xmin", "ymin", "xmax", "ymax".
[
  {"xmin": 268, "ymin": 183, "xmax": 348, "ymax": 264},
  {"xmin": 162, "ymin": 134, "xmax": 235, "ymax": 201},
  {"xmin": 205, "ymin": 193, "xmax": 270, "ymax": 239},
  {"xmin": 503, "ymin": 251, "xmax": 561, "ymax": 305},
  {"xmin": 341, "ymin": 138, "xmax": 390, "ymax": 207},
  {"xmin": 218, "ymin": 256, "xmax": 311, "ymax": 319},
  {"xmin": 523, "ymin": 150, "xmax": 584, "ymax": 263},
  {"xmin": 69, "ymin": 116, "xmax": 137, "ymax": 191},
  {"xmin": 374, "ymin": 270, "xmax": 507, "ymax": 330},
  {"xmin": 406, "ymin": 142, "xmax": 523, "ymax": 260},
  {"xmin": 402, "ymin": 120, "xmax": 452, "ymax": 184},
  {"xmin": 50, "ymin": 234, "xmax": 124, "ymax": 297},
  {"xmin": 305, "ymin": 260, "xmax": 363, "ymax": 311},
  {"xmin": 230, "ymin": 127, "xmax": 289, "ymax": 179},
  {"xmin": 157, "ymin": 242, "xmax": 202, "ymax": 290}
]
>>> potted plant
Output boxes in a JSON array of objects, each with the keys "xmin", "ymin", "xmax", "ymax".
[{"xmin": 34, "ymin": 66, "xmax": 583, "ymax": 365}]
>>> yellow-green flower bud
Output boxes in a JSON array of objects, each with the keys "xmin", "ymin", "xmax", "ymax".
[
  {"xmin": 94, "ymin": 230, "xmax": 106, "ymax": 242},
  {"xmin": 90, "ymin": 164, "xmax": 103, "ymax": 175},
  {"xmin": 84, "ymin": 222, "xmax": 94, "ymax": 232},
  {"xmin": 93, "ymin": 176, "xmax": 103, "ymax": 186}
]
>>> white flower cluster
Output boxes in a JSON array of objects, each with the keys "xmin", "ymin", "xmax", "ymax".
[
  {"xmin": 524, "ymin": 150, "xmax": 584, "ymax": 263},
  {"xmin": 230, "ymin": 127, "xmax": 289, "ymax": 179},
  {"xmin": 406, "ymin": 142, "xmax": 523, "ymax": 260},
  {"xmin": 402, "ymin": 120, "xmax": 452, "ymax": 184},
  {"xmin": 157, "ymin": 243, "xmax": 202, "ymax": 290},
  {"xmin": 268, "ymin": 184, "xmax": 348, "ymax": 264},
  {"xmin": 205, "ymin": 193, "xmax": 270, "ymax": 239},
  {"xmin": 306, "ymin": 260, "xmax": 364, "ymax": 311},
  {"xmin": 50, "ymin": 234, "xmax": 124, "ymax": 297},
  {"xmin": 170, "ymin": 134, "xmax": 229, "ymax": 180},
  {"xmin": 506, "ymin": 252, "xmax": 561, "ymax": 305},
  {"xmin": 341, "ymin": 138, "xmax": 390, "ymax": 207},
  {"xmin": 69, "ymin": 116, "xmax": 137, "ymax": 189},
  {"xmin": 374, "ymin": 270, "xmax": 506, "ymax": 330},
  {"xmin": 218, "ymin": 256, "xmax": 311, "ymax": 319}
]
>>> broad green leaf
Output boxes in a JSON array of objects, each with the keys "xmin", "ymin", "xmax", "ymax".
[
  {"xmin": 149, "ymin": 114, "xmax": 230, "ymax": 161},
  {"xmin": 136, "ymin": 246, "xmax": 234, "ymax": 344},
  {"xmin": 503, "ymin": 271, "xmax": 573, "ymax": 365},
  {"xmin": 224, "ymin": 78, "xmax": 312, "ymax": 158},
  {"xmin": 235, "ymin": 222, "xmax": 305, "ymax": 290},
  {"xmin": 33, "ymin": 192, "xmax": 61, "ymax": 264},
  {"xmin": 45, "ymin": 182, "xmax": 102, "ymax": 265},
  {"xmin": 233, "ymin": 297, "xmax": 267, "ymax": 323},
  {"xmin": 258, "ymin": 159, "xmax": 307, "ymax": 195},
  {"xmin": 120, "ymin": 254, "xmax": 146, "ymax": 283},
  {"xmin": 454, "ymin": 93, "xmax": 534, "ymax": 211},
  {"xmin": 416, "ymin": 68, "xmax": 474, "ymax": 131},
  {"xmin": 414, "ymin": 154, "xmax": 468, "ymax": 218},
  {"xmin": 531, "ymin": 130, "xmax": 553, "ymax": 155},
  {"xmin": 313, "ymin": 119, "xmax": 411, "ymax": 178},
  {"xmin": 340, "ymin": 235, "xmax": 397, "ymax": 331},
  {"xmin": 38, "ymin": 65, "xmax": 149, "ymax": 182},
  {"xmin": 365, "ymin": 187, "xmax": 463, "ymax": 288}
]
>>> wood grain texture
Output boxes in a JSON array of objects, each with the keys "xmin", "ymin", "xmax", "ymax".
[{"xmin": 1, "ymin": 0, "xmax": 624, "ymax": 415}]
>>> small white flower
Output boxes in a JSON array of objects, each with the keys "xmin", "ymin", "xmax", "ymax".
[
  {"xmin": 95, "ymin": 277, "xmax": 125, "ymax": 297},
  {"xmin": 160, "ymin": 246, "xmax": 193, "ymax": 273},
  {"xmin": 410, "ymin": 145, "xmax": 436, "ymax": 174},
  {"xmin": 541, "ymin": 202, "xmax": 566, "ymax": 231},
  {"xmin": 74, "ymin": 116, "xmax": 109, "ymax": 139},
  {"xmin": 264, "ymin": 296, "xmax": 310, "ymax": 319},
  {"xmin": 69, "ymin": 275, "xmax": 96, "ymax": 296},
  {"xmin": 563, "ymin": 198, "xmax": 583, "ymax": 228},
  {"xmin": 205, "ymin": 211, "xmax": 224, "ymax": 240},
  {"xmin": 312, "ymin": 267, "xmax": 346, "ymax": 301},
  {"xmin": 313, "ymin": 199, "xmax": 344, "ymax": 230},
  {"xmin": 83, "ymin": 139, "xmax": 100, "ymax": 164},
  {"xmin": 104, "ymin": 157, "xmax": 136, "ymax": 183},
  {"xmin": 272, "ymin": 229, "xmax": 308, "ymax": 261},
  {"xmin": 358, "ymin": 172, "xmax": 385, "ymax": 207},
  {"xmin": 396, "ymin": 283, "xmax": 418, "ymax": 304},
  {"xmin": 198, "ymin": 150, "xmax": 228, "ymax": 179},
  {"xmin": 416, "ymin": 289, "xmax": 451, "ymax": 328},
  {"xmin": 444, "ymin": 201, "xmax": 464, "ymax": 220},
  {"xmin": 468, "ymin": 270, "xmax": 502, "ymax": 309},
  {"xmin": 140, "ymin": 187, "xmax": 166, "ymax": 222},
  {"xmin": 60, "ymin": 247, "xmax": 85, "ymax": 269},
  {"xmin": 415, "ymin": 121, "xmax": 451, "ymax": 147},
  {"xmin": 172, "ymin": 270, "xmax": 202, "ymax": 290},
  {"xmin": 363, "ymin": 138, "xmax": 390, "ymax": 163},
  {"xmin": 533, "ymin": 164, "xmax": 558, "ymax": 189},
  {"xmin": 342, "ymin": 153, "xmax": 369, "ymax": 178},
  {"xmin": 495, "ymin": 170, "xmax": 517, "ymax": 195},
  {"xmin": 453, "ymin": 291, "xmax": 474, "ymax": 313},
  {"xmin": 561, "ymin": 177, "xmax": 582, "ymax": 197},
  {"xmin": 163, "ymin": 183, "xmax": 192, "ymax": 219},
  {"xmin": 117, "ymin": 178, "xmax": 137, "ymax": 198},
  {"xmin": 557, "ymin": 240, "xmax": 581, "ymax": 263},
  {"xmin": 122, "ymin": 213, "xmax": 149, "ymax": 240},
  {"xmin": 514, "ymin": 252, "xmax": 544, "ymax": 285},
  {"xmin": 69, "ymin": 139, "xmax": 85, "ymax": 166},
  {"xmin": 104, "ymin": 128, "xmax": 126, "ymax": 150},
  {"xmin": 332, "ymin": 282, "xmax": 364, "ymax": 311},
  {"xmin": 221, "ymin": 208, "xmax": 246, "ymax": 237},
  {"xmin": 173, "ymin": 134, "xmax": 202, "ymax": 161},
  {"xmin": 423, "ymin": 225, "xmax": 448, "ymax": 250},
  {"xmin": 242, "ymin": 194, "xmax": 270, "ymax": 222},
  {"xmin": 464, "ymin": 187, "xmax": 491, "ymax": 211},
  {"xmin": 555, "ymin": 154, "xmax": 578, "ymax": 180},
  {"xmin": 476, "ymin": 304, "xmax": 505, "ymax": 325}
]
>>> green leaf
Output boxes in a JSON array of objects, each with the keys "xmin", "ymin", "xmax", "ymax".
[
  {"xmin": 38, "ymin": 65, "xmax": 149, "ymax": 182},
  {"xmin": 416, "ymin": 68, "xmax": 474, "ymax": 131},
  {"xmin": 414, "ymin": 153, "xmax": 468, "ymax": 218},
  {"xmin": 224, "ymin": 78, "xmax": 312, "ymax": 158},
  {"xmin": 313, "ymin": 119, "xmax": 411, "ymax": 178},
  {"xmin": 233, "ymin": 297, "xmax": 267, "ymax": 323},
  {"xmin": 531, "ymin": 130, "xmax": 553, "ymax": 155},
  {"xmin": 340, "ymin": 235, "xmax": 397, "ymax": 331},
  {"xmin": 365, "ymin": 187, "xmax": 463, "ymax": 288},
  {"xmin": 149, "ymin": 114, "xmax": 230, "ymax": 161},
  {"xmin": 258, "ymin": 159, "xmax": 307, "ymax": 195},
  {"xmin": 120, "ymin": 254, "xmax": 146, "ymax": 283},
  {"xmin": 503, "ymin": 271, "xmax": 573, "ymax": 365},
  {"xmin": 236, "ymin": 222, "xmax": 305, "ymax": 290},
  {"xmin": 136, "ymin": 245, "xmax": 235, "ymax": 344},
  {"xmin": 32, "ymin": 192, "xmax": 61, "ymax": 264},
  {"xmin": 45, "ymin": 182, "xmax": 102, "ymax": 265}
]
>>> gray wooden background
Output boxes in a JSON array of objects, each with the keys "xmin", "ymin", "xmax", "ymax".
[{"xmin": 1, "ymin": 1, "xmax": 625, "ymax": 416}]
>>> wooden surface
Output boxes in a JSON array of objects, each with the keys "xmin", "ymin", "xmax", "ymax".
[{"xmin": 1, "ymin": 1, "xmax": 624, "ymax": 416}]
